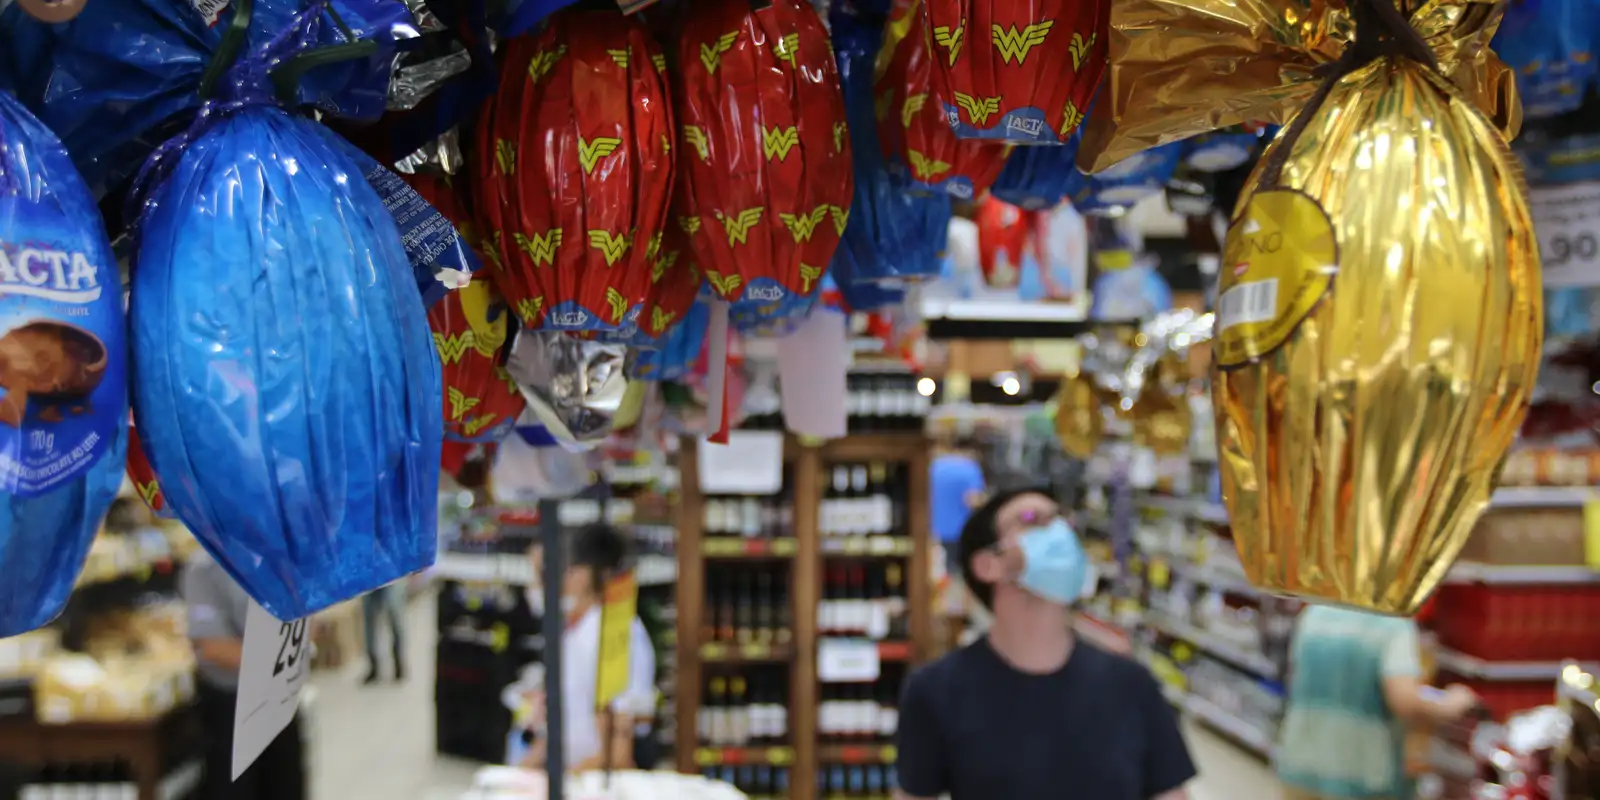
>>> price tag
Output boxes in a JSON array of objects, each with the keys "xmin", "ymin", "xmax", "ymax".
[
  {"xmin": 700, "ymin": 642, "xmax": 728, "ymax": 660},
  {"xmin": 767, "ymin": 747, "xmax": 794, "ymax": 765},
  {"xmin": 1583, "ymin": 495, "xmax": 1600, "ymax": 571},
  {"xmin": 818, "ymin": 638, "xmax": 881, "ymax": 683},
  {"xmin": 232, "ymin": 599, "xmax": 310, "ymax": 779},
  {"xmin": 1532, "ymin": 182, "xmax": 1600, "ymax": 287},
  {"xmin": 698, "ymin": 431, "xmax": 784, "ymax": 494}
]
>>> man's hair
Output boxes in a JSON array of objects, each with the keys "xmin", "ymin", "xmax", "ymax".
[
  {"xmin": 570, "ymin": 524, "xmax": 631, "ymax": 594},
  {"xmin": 958, "ymin": 487, "xmax": 1053, "ymax": 610}
]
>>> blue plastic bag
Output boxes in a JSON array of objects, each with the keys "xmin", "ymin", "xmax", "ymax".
[
  {"xmin": 828, "ymin": 7, "xmax": 952, "ymax": 284},
  {"xmin": 0, "ymin": 0, "xmax": 416, "ymax": 196},
  {"xmin": 991, "ymin": 140, "xmax": 1081, "ymax": 210},
  {"xmin": 1493, "ymin": 0, "xmax": 1600, "ymax": 120},
  {"xmin": 130, "ymin": 93, "xmax": 443, "ymax": 617},
  {"xmin": 0, "ymin": 91, "xmax": 129, "ymax": 635}
]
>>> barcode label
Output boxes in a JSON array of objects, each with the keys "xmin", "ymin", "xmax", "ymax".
[{"xmin": 1217, "ymin": 279, "xmax": 1279, "ymax": 331}]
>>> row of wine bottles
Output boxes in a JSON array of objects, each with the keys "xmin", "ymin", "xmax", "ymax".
[
  {"xmin": 699, "ymin": 667, "xmax": 791, "ymax": 747},
  {"xmin": 700, "ymin": 765, "xmax": 791, "ymax": 800},
  {"xmin": 704, "ymin": 490, "xmax": 796, "ymax": 539},
  {"xmin": 820, "ymin": 764, "xmax": 901, "ymax": 800},
  {"xmin": 845, "ymin": 372, "xmax": 931, "ymax": 433},
  {"xmin": 20, "ymin": 764, "xmax": 139, "ymax": 800},
  {"xmin": 820, "ymin": 463, "xmax": 908, "ymax": 538},
  {"xmin": 818, "ymin": 677, "xmax": 901, "ymax": 742},
  {"xmin": 819, "ymin": 562, "xmax": 908, "ymax": 640},
  {"xmin": 704, "ymin": 565, "xmax": 793, "ymax": 646}
]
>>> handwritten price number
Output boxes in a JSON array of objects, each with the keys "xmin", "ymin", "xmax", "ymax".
[
  {"xmin": 1546, "ymin": 231, "xmax": 1599, "ymax": 269},
  {"xmin": 273, "ymin": 620, "xmax": 308, "ymax": 678}
]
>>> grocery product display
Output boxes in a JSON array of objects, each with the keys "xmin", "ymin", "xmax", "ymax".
[{"xmin": 3, "ymin": 0, "xmax": 1600, "ymax": 796}]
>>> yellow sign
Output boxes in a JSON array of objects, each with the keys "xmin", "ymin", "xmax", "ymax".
[
  {"xmin": 1584, "ymin": 495, "xmax": 1600, "ymax": 570},
  {"xmin": 595, "ymin": 570, "xmax": 639, "ymax": 710}
]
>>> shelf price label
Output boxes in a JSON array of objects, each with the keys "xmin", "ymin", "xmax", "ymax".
[
  {"xmin": 233, "ymin": 599, "xmax": 311, "ymax": 779},
  {"xmin": 1532, "ymin": 182, "xmax": 1600, "ymax": 287},
  {"xmin": 700, "ymin": 642, "xmax": 729, "ymax": 660},
  {"xmin": 737, "ymin": 642, "xmax": 774, "ymax": 659},
  {"xmin": 766, "ymin": 747, "xmax": 795, "ymax": 765}
]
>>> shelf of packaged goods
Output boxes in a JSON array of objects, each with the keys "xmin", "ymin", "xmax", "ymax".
[
  {"xmin": 1165, "ymin": 689, "xmax": 1276, "ymax": 758},
  {"xmin": 1432, "ymin": 647, "xmax": 1593, "ymax": 681},
  {"xmin": 1145, "ymin": 614, "xmax": 1278, "ymax": 679},
  {"xmin": 1168, "ymin": 560, "xmax": 1258, "ymax": 597},
  {"xmin": 817, "ymin": 744, "xmax": 897, "ymax": 764},
  {"xmin": 434, "ymin": 552, "xmax": 676, "ymax": 587},
  {"xmin": 1138, "ymin": 495, "xmax": 1230, "ymax": 525},
  {"xmin": 1489, "ymin": 486, "xmax": 1593, "ymax": 508},
  {"xmin": 697, "ymin": 641, "xmax": 796, "ymax": 664},
  {"xmin": 818, "ymin": 537, "xmax": 915, "ymax": 557},
  {"xmin": 693, "ymin": 746, "xmax": 797, "ymax": 767},
  {"xmin": 1445, "ymin": 562, "xmax": 1600, "ymax": 585},
  {"xmin": 702, "ymin": 537, "xmax": 799, "ymax": 559}
]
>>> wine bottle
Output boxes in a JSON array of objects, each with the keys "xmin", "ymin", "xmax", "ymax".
[
  {"xmin": 775, "ymin": 575, "xmax": 792, "ymax": 645},
  {"xmin": 755, "ymin": 569, "xmax": 775, "ymax": 644},
  {"xmin": 740, "ymin": 497, "xmax": 761, "ymax": 539},
  {"xmin": 728, "ymin": 675, "xmax": 750, "ymax": 746},
  {"xmin": 867, "ymin": 462, "xmax": 891, "ymax": 536},
  {"xmin": 716, "ymin": 571, "xmax": 736, "ymax": 643},
  {"xmin": 735, "ymin": 572, "xmax": 754, "ymax": 644},
  {"xmin": 848, "ymin": 465, "xmax": 870, "ymax": 536}
]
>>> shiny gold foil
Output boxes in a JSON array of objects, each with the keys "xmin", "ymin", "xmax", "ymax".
[
  {"xmin": 1076, "ymin": 0, "xmax": 1520, "ymax": 173},
  {"xmin": 1054, "ymin": 370, "xmax": 1105, "ymax": 458},
  {"xmin": 1214, "ymin": 60, "xmax": 1542, "ymax": 614},
  {"xmin": 1132, "ymin": 388, "xmax": 1193, "ymax": 455}
]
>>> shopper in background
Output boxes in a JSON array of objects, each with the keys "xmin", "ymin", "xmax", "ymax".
[
  {"xmin": 181, "ymin": 552, "xmax": 306, "ymax": 800},
  {"xmin": 514, "ymin": 524, "xmax": 657, "ymax": 772},
  {"xmin": 1276, "ymin": 605, "xmax": 1479, "ymax": 800},
  {"xmin": 895, "ymin": 488, "xmax": 1196, "ymax": 800},
  {"xmin": 930, "ymin": 435, "xmax": 987, "ymax": 578},
  {"xmin": 361, "ymin": 580, "xmax": 408, "ymax": 684}
]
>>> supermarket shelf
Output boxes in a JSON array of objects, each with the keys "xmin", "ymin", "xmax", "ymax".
[
  {"xmin": 1075, "ymin": 613, "xmax": 1132, "ymax": 655},
  {"xmin": 819, "ymin": 536, "xmax": 915, "ymax": 557},
  {"xmin": 433, "ymin": 551, "xmax": 676, "ymax": 587},
  {"xmin": 816, "ymin": 744, "xmax": 897, "ymax": 764},
  {"xmin": 1169, "ymin": 560, "xmax": 1258, "ymax": 596},
  {"xmin": 1139, "ymin": 495, "xmax": 1229, "ymax": 525},
  {"xmin": 1490, "ymin": 486, "xmax": 1592, "ymax": 508},
  {"xmin": 1446, "ymin": 562, "xmax": 1600, "ymax": 585},
  {"xmin": 1164, "ymin": 688, "xmax": 1276, "ymax": 759},
  {"xmin": 693, "ymin": 746, "xmax": 796, "ymax": 767},
  {"xmin": 1147, "ymin": 614, "xmax": 1279, "ymax": 679},
  {"xmin": 1433, "ymin": 647, "xmax": 1591, "ymax": 681},
  {"xmin": 920, "ymin": 296, "xmax": 1090, "ymax": 322}
]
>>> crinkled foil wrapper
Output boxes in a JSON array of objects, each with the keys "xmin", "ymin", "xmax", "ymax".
[
  {"xmin": 505, "ymin": 331, "xmax": 633, "ymax": 449},
  {"xmin": 394, "ymin": 128, "xmax": 464, "ymax": 176},
  {"xmin": 1053, "ymin": 370, "xmax": 1104, "ymax": 458},
  {"xmin": 1076, "ymin": 0, "xmax": 1521, "ymax": 173},
  {"xmin": 389, "ymin": 51, "xmax": 474, "ymax": 113},
  {"xmin": 1215, "ymin": 61, "xmax": 1541, "ymax": 613},
  {"xmin": 1123, "ymin": 310, "xmax": 1213, "ymax": 455}
]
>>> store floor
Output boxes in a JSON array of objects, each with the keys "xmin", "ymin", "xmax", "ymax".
[{"xmin": 306, "ymin": 592, "xmax": 1279, "ymax": 800}]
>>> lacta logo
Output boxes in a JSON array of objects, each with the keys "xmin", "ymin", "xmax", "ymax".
[
  {"xmin": 746, "ymin": 285, "xmax": 785, "ymax": 301},
  {"xmin": 1006, "ymin": 117, "xmax": 1045, "ymax": 137},
  {"xmin": 0, "ymin": 247, "xmax": 103, "ymax": 303},
  {"xmin": 550, "ymin": 309, "xmax": 590, "ymax": 327}
]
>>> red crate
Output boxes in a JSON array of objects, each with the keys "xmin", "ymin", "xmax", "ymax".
[{"xmin": 1433, "ymin": 584, "xmax": 1600, "ymax": 662}]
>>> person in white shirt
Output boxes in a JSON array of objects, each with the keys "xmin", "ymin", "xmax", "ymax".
[{"xmin": 513, "ymin": 524, "xmax": 657, "ymax": 772}]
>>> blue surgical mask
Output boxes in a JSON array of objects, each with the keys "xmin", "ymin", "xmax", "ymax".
[{"xmin": 1014, "ymin": 519, "xmax": 1090, "ymax": 605}]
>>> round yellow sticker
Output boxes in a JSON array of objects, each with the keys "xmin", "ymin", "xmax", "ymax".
[{"xmin": 1215, "ymin": 189, "xmax": 1338, "ymax": 368}]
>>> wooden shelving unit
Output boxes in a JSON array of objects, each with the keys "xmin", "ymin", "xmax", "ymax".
[{"xmin": 674, "ymin": 433, "xmax": 933, "ymax": 800}]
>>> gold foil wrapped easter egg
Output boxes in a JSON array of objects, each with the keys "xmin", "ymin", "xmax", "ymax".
[
  {"xmin": 1214, "ymin": 61, "xmax": 1542, "ymax": 614},
  {"xmin": 1054, "ymin": 370, "xmax": 1104, "ymax": 458}
]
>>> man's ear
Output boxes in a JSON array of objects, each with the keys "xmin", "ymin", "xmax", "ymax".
[{"xmin": 971, "ymin": 549, "xmax": 1004, "ymax": 585}]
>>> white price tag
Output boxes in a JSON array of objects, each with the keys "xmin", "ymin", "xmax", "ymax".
[
  {"xmin": 818, "ymin": 638, "xmax": 881, "ymax": 683},
  {"xmin": 697, "ymin": 431, "xmax": 784, "ymax": 495},
  {"xmin": 1531, "ymin": 182, "xmax": 1600, "ymax": 287},
  {"xmin": 232, "ymin": 599, "xmax": 310, "ymax": 779}
]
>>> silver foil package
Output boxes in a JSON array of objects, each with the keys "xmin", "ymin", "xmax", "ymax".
[{"xmin": 504, "ymin": 331, "xmax": 633, "ymax": 449}]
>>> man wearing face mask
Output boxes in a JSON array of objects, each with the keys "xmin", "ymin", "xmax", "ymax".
[
  {"xmin": 508, "ymin": 524, "xmax": 657, "ymax": 771},
  {"xmin": 894, "ymin": 488, "xmax": 1196, "ymax": 800}
]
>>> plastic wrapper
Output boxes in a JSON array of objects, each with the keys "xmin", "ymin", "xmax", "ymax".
[
  {"xmin": 1066, "ymin": 139, "xmax": 1182, "ymax": 214},
  {"xmin": 1196, "ymin": 0, "xmax": 1541, "ymax": 612},
  {"xmin": 125, "ymin": 419, "xmax": 171, "ymax": 519},
  {"xmin": 830, "ymin": 6, "xmax": 954, "ymax": 284},
  {"xmin": 875, "ymin": 0, "xmax": 1011, "ymax": 199},
  {"xmin": 673, "ymin": 0, "xmax": 855, "ymax": 310},
  {"xmin": 631, "ymin": 299, "xmax": 710, "ymax": 382},
  {"xmin": 1075, "ymin": 0, "xmax": 1521, "ymax": 172},
  {"xmin": 131, "ymin": 93, "xmax": 442, "ymax": 617},
  {"xmin": 923, "ymin": 0, "xmax": 1110, "ymax": 143},
  {"xmin": 473, "ymin": 8, "xmax": 673, "ymax": 333},
  {"xmin": 975, "ymin": 194, "xmax": 1033, "ymax": 287},
  {"xmin": 0, "ymin": 0, "xmax": 418, "ymax": 196},
  {"xmin": 633, "ymin": 221, "xmax": 706, "ymax": 347},
  {"xmin": 503, "ymin": 330, "xmax": 631, "ymax": 449},
  {"xmin": 1493, "ymin": 0, "xmax": 1600, "ymax": 121},
  {"xmin": 0, "ymin": 91, "xmax": 129, "ymax": 636},
  {"xmin": 991, "ymin": 137, "xmax": 1080, "ymax": 210},
  {"xmin": 403, "ymin": 170, "xmax": 524, "ymax": 443}
]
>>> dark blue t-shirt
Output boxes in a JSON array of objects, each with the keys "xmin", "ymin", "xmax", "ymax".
[{"xmin": 895, "ymin": 638, "xmax": 1197, "ymax": 799}]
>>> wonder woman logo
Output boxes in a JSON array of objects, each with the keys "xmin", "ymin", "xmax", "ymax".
[
  {"xmin": 720, "ymin": 207, "xmax": 765, "ymax": 246},
  {"xmin": 954, "ymin": 92, "xmax": 1001, "ymax": 125},
  {"xmin": 779, "ymin": 206, "xmax": 829, "ymax": 242},
  {"xmin": 763, "ymin": 126, "xmax": 800, "ymax": 161},
  {"xmin": 579, "ymin": 137, "xmax": 622, "ymax": 174},
  {"xmin": 700, "ymin": 31, "xmax": 739, "ymax": 73},
  {"xmin": 991, "ymin": 21, "xmax": 1053, "ymax": 65},
  {"xmin": 932, "ymin": 24, "xmax": 964, "ymax": 66}
]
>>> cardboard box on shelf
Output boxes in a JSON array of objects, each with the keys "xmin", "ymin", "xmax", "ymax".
[
  {"xmin": 1457, "ymin": 507, "xmax": 1586, "ymax": 566},
  {"xmin": 312, "ymin": 599, "xmax": 364, "ymax": 671}
]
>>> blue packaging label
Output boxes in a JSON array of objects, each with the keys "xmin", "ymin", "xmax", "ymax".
[
  {"xmin": 321, "ymin": 133, "xmax": 482, "ymax": 309},
  {"xmin": 942, "ymin": 103, "xmax": 1059, "ymax": 144},
  {"xmin": 0, "ymin": 205, "xmax": 125, "ymax": 496}
]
